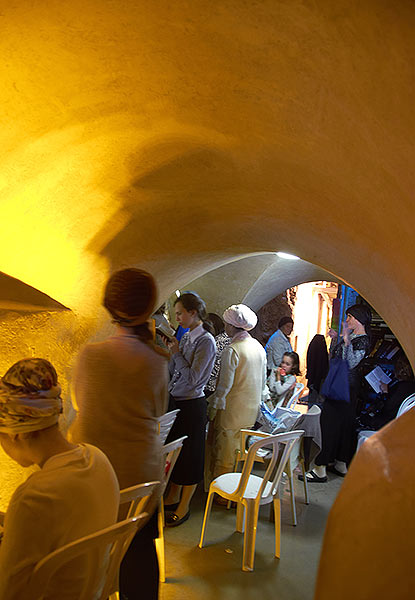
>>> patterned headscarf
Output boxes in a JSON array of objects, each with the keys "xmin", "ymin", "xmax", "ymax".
[{"xmin": 0, "ymin": 359, "xmax": 62, "ymax": 434}]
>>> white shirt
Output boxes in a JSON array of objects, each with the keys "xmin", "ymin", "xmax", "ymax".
[{"xmin": 0, "ymin": 444, "xmax": 119, "ymax": 600}]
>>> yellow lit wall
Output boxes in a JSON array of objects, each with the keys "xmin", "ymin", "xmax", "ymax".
[{"xmin": 1, "ymin": 0, "xmax": 414, "ymax": 510}]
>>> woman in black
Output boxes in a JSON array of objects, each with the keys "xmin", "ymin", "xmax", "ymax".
[{"xmin": 304, "ymin": 304, "xmax": 371, "ymax": 482}]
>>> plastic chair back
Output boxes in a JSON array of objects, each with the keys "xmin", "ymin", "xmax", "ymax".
[
  {"xmin": 161, "ymin": 435, "xmax": 187, "ymax": 489},
  {"xmin": 284, "ymin": 382, "xmax": 305, "ymax": 409},
  {"xmin": 158, "ymin": 409, "xmax": 180, "ymax": 445},
  {"xmin": 120, "ymin": 480, "xmax": 160, "ymax": 519},
  {"xmin": 235, "ymin": 430, "xmax": 304, "ymax": 501},
  {"xmin": 28, "ymin": 515, "xmax": 145, "ymax": 600},
  {"xmin": 396, "ymin": 393, "xmax": 415, "ymax": 418}
]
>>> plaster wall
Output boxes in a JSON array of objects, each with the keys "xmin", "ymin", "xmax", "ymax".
[{"xmin": 0, "ymin": 0, "xmax": 415, "ymax": 509}]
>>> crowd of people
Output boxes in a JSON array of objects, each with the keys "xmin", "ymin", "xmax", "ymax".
[{"xmin": 0, "ymin": 267, "xmax": 411, "ymax": 599}]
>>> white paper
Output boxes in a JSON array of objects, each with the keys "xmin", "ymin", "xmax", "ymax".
[{"xmin": 365, "ymin": 366, "xmax": 391, "ymax": 394}]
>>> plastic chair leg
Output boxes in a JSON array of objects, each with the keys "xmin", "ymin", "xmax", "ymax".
[
  {"xmin": 155, "ymin": 499, "xmax": 165, "ymax": 583},
  {"xmin": 236, "ymin": 501, "xmax": 245, "ymax": 532},
  {"xmin": 301, "ymin": 461, "xmax": 309, "ymax": 504},
  {"xmin": 242, "ymin": 500, "xmax": 259, "ymax": 572},
  {"xmin": 288, "ymin": 470, "xmax": 297, "ymax": 526},
  {"xmin": 227, "ymin": 455, "xmax": 241, "ymax": 509},
  {"xmin": 273, "ymin": 497, "xmax": 281, "ymax": 559},
  {"xmin": 199, "ymin": 491, "xmax": 214, "ymax": 548}
]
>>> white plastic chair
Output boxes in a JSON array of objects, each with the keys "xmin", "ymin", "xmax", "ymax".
[
  {"xmin": 272, "ymin": 382, "xmax": 305, "ymax": 411},
  {"xmin": 27, "ymin": 515, "xmax": 146, "ymax": 600},
  {"xmin": 233, "ymin": 405, "xmax": 318, "ymax": 525},
  {"xmin": 158, "ymin": 409, "xmax": 180, "ymax": 445},
  {"xmin": 156, "ymin": 435, "xmax": 187, "ymax": 582},
  {"xmin": 357, "ymin": 392, "xmax": 415, "ymax": 450},
  {"xmin": 396, "ymin": 392, "xmax": 415, "ymax": 417},
  {"xmin": 199, "ymin": 429, "xmax": 304, "ymax": 571},
  {"xmin": 119, "ymin": 480, "xmax": 160, "ymax": 519}
]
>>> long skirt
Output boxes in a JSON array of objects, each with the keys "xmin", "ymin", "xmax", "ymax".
[
  {"xmin": 166, "ymin": 396, "xmax": 207, "ymax": 485},
  {"xmin": 204, "ymin": 422, "xmax": 240, "ymax": 490},
  {"xmin": 315, "ymin": 398, "xmax": 356, "ymax": 465}
]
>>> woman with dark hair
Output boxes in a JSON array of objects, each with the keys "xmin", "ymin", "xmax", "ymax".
[
  {"xmin": 302, "ymin": 303, "xmax": 371, "ymax": 482},
  {"xmin": 163, "ymin": 292, "xmax": 216, "ymax": 526},
  {"xmin": 71, "ymin": 268, "xmax": 168, "ymax": 600}
]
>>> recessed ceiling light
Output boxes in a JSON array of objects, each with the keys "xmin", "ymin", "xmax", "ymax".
[
  {"xmin": 276, "ymin": 252, "xmax": 300, "ymax": 260},
  {"xmin": 175, "ymin": 289, "xmax": 181, "ymax": 297}
]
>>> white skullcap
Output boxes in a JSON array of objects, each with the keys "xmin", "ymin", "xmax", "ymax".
[{"xmin": 222, "ymin": 304, "xmax": 257, "ymax": 331}]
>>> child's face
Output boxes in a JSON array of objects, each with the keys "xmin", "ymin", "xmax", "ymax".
[{"xmin": 280, "ymin": 355, "xmax": 294, "ymax": 373}]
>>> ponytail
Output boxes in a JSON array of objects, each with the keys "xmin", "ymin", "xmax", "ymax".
[
  {"xmin": 202, "ymin": 318, "xmax": 215, "ymax": 335},
  {"xmin": 174, "ymin": 291, "xmax": 213, "ymax": 335}
]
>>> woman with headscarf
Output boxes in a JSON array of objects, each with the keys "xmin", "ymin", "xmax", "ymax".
[
  {"xmin": 0, "ymin": 358, "xmax": 119, "ymax": 600},
  {"xmin": 205, "ymin": 304, "xmax": 269, "ymax": 487},
  {"xmin": 302, "ymin": 304, "xmax": 371, "ymax": 482},
  {"xmin": 70, "ymin": 268, "xmax": 168, "ymax": 600}
]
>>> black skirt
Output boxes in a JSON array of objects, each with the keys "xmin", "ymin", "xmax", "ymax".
[
  {"xmin": 315, "ymin": 398, "xmax": 355, "ymax": 465},
  {"xmin": 166, "ymin": 395, "xmax": 207, "ymax": 485}
]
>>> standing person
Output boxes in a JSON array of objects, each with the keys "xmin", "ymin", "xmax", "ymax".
[
  {"xmin": 163, "ymin": 292, "xmax": 216, "ymax": 527},
  {"xmin": 306, "ymin": 334, "xmax": 329, "ymax": 405},
  {"xmin": 204, "ymin": 313, "xmax": 231, "ymax": 398},
  {"xmin": 205, "ymin": 304, "xmax": 268, "ymax": 487},
  {"xmin": 70, "ymin": 268, "xmax": 168, "ymax": 600},
  {"xmin": 302, "ymin": 304, "xmax": 371, "ymax": 482},
  {"xmin": 0, "ymin": 358, "xmax": 119, "ymax": 600},
  {"xmin": 265, "ymin": 316, "xmax": 294, "ymax": 375}
]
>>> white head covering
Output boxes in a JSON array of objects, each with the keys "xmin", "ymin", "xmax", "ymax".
[{"xmin": 222, "ymin": 304, "xmax": 257, "ymax": 331}]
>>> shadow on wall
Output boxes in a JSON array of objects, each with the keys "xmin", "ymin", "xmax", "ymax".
[{"xmin": 87, "ymin": 140, "xmax": 242, "ymax": 277}]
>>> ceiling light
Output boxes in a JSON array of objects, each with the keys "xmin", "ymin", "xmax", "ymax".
[{"xmin": 276, "ymin": 252, "xmax": 300, "ymax": 260}]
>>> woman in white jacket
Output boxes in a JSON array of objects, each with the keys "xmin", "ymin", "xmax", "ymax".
[{"xmin": 205, "ymin": 304, "xmax": 268, "ymax": 486}]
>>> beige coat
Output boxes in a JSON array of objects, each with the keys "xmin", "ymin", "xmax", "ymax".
[
  {"xmin": 205, "ymin": 331, "xmax": 268, "ymax": 482},
  {"xmin": 70, "ymin": 329, "xmax": 168, "ymax": 506},
  {"xmin": 212, "ymin": 331, "xmax": 268, "ymax": 430}
]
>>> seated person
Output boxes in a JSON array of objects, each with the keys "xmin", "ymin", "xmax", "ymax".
[
  {"xmin": 0, "ymin": 358, "xmax": 119, "ymax": 600},
  {"xmin": 267, "ymin": 351, "xmax": 300, "ymax": 408},
  {"xmin": 358, "ymin": 355, "xmax": 415, "ymax": 431}
]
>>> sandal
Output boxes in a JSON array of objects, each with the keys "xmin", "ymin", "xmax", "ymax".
[{"xmin": 298, "ymin": 470, "xmax": 327, "ymax": 483}]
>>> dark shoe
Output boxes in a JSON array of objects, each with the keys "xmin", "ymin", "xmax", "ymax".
[
  {"xmin": 327, "ymin": 464, "xmax": 346, "ymax": 477},
  {"xmin": 298, "ymin": 470, "xmax": 328, "ymax": 483},
  {"xmin": 163, "ymin": 502, "xmax": 179, "ymax": 511},
  {"xmin": 165, "ymin": 510, "xmax": 190, "ymax": 527}
]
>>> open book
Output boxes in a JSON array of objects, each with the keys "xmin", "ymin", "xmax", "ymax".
[{"xmin": 365, "ymin": 366, "xmax": 391, "ymax": 394}]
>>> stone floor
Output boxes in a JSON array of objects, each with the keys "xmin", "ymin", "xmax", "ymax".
[{"xmin": 160, "ymin": 470, "xmax": 343, "ymax": 600}]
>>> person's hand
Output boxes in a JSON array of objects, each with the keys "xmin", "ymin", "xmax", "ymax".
[
  {"xmin": 207, "ymin": 404, "xmax": 217, "ymax": 421},
  {"xmin": 168, "ymin": 337, "xmax": 180, "ymax": 354},
  {"xmin": 341, "ymin": 321, "xmax": 350, "ymax": 346},
  {"xmin": 380, "ymin": 382, "xmax": 389, "ymax": 394},
  {"xmin": 328, "ymin": 328, "xmax": 338, "ymax": 340},
  {"xmin": 275, "ymin": 367, "xmax": 281, "ymax": 381}
]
